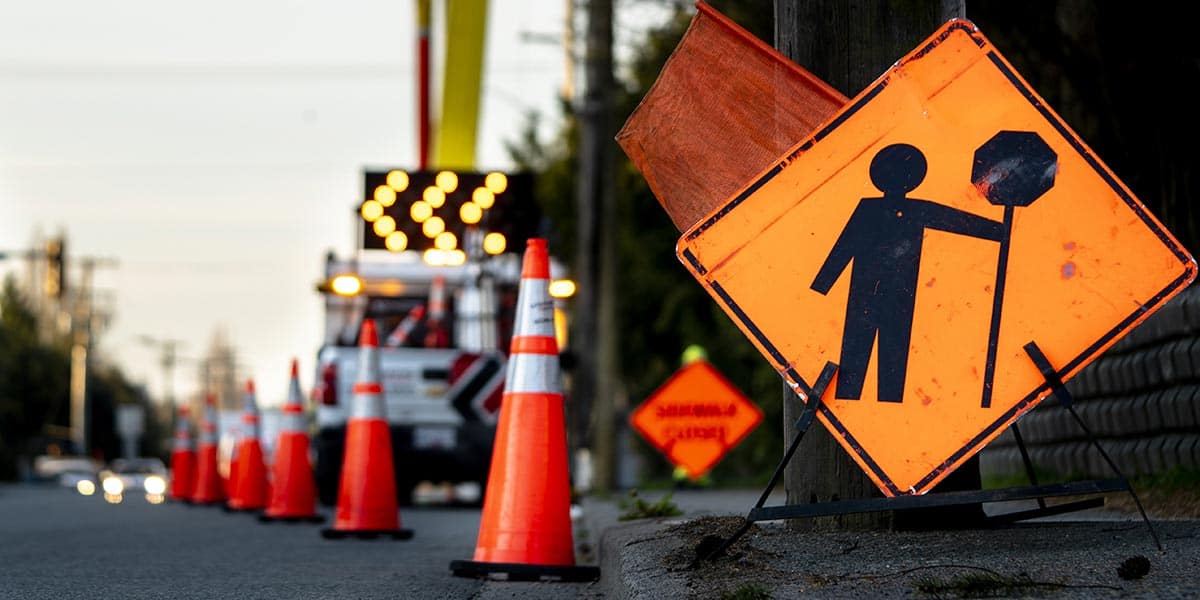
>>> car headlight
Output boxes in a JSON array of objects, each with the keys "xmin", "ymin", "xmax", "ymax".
[
  {"xmin": 76, "ymin": 480, "xmax": 96, "ymax": 496},
  {"xmin": 143, "ymin": 475, "xmax": 166, "ymax": 496},
  {"xmin": 102, "ymin": 476, "xmax": 124, "ymax": 495}
]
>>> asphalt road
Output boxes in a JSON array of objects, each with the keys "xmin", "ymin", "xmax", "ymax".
[{"xmin": 0, "ymin": 484, "xmax": 601, "ymax": 599}]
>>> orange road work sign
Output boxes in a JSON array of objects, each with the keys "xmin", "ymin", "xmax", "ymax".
[
  {"xmin": 631, "ymin": 360, "xmax": 762, "ymax": 478},
  {"xmin": 676, "ymin": 19, "xmax": 1196, "ymax": 496}
]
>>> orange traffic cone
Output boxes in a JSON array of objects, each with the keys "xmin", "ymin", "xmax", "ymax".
[
  {"xmin": 190, "ymin": 393, "xmax": 225, "ymax": 505},
  {"xmin": 224, "ymin": 423, "xmax": 241, "ymax": 503},
  {"xmin": 261, "ymin": 359, "xmax": 324, "ymax": 523},
  {"xmin": 169, "ymin": 404, "xmax": 196, "ymax": 502},
  {"xmin": 424, "ymin": 275, "xmax": 450, "ymax": 348},
  {"xmin": 320, "ymin": 319, "xmax": 413, "ymax": 540},
  {"xmin": 386, "ymin": 304, "xmax": 426, "ymax": 347},
  {"xmin": 228, "ymin": 380, "xmax": 269, "ymax": 512},
  {"xmin": 451, "ymin": 239, "xmax": 598, "ymax": 581}
]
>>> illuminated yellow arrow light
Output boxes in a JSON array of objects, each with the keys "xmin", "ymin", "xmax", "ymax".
[
  {"xmin": 460, "ymin": 202, "xmax": 482, "ymax": 224},
  {"xmin": 410, "ymin": 200, "xmax": 433, "ymax": 222},
  {"xmin": 423, "ymin": 186, "xmax": 446, "ymax": 208},
  {"xmin": 472, "ymin": 187, "xmax": 495, "ymax": 209},
  {"xmin": 436, "ymin": 170, "xmax": 459, "ymax": 193},
  {"xmin": 422, "ymin": 216, "xmax": 445, "ymax": 238},
  {"xmin": 434, "ymin": 231, "xmax": 457, "ymax": 250},
  {"xmin": 372, "ymin": 215, "xmax": 396, "ymax": 237},
  {"xmin": 422, "ymin": 249, "xmax": 444, "ymax": 266},
  {"xmin": 422, "ymin": 249, "xmax": 464, "ymax": 266},
  {"xmin": 485, "ymin": 172, "xmax": 508, "ymax": 194},
  {"xmin": 361, "ymin": 200, "xmax": 383, "ymax": 222},
  {"xmin": 386, "ymin": 170, "xmax": 409, "ymax": 192},
  {"xmin": 374, "ymin": 185, "xmax": 397, "ymax": 207},
  {"xmin": 385, "ymin": 231, "xmax": 408, "ymax": 252},
  {"xmin": 483, "ymin": 232, "xmax": 506, "ymax": 255}
]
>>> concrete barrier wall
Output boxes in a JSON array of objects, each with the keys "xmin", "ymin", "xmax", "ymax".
[{"xmin": 982, "ymin": 284, "xmax": 1200, "ymax": 480}]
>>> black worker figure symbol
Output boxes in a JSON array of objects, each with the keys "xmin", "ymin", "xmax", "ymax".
[{"xmin": 810, "ymin": 143, "xmax": 1004, "ymax": 402}]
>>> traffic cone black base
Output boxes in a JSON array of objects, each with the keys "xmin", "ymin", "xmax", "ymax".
[
  {"xmin": 449, "ymin": 560, "xmax": 599, "ymax": 583},
  {"xmin": 320, "ymin": 528, "xmax": 413, "ymax": 540},
  {"xmin": 260, "ymin": 514, "xmax": 326, "ymax": 524}
]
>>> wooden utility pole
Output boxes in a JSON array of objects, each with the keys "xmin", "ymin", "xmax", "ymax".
[
  {"xmin": 775, "ymin": 0, "xmax": 971, "ymax": 530},
  {"xmin": 574, "ymin": 0, "xmax": 618, "ymax": 492},
  {"xmin": 69, "ymin": 256, "xmax": 118, "ymax": 456}
]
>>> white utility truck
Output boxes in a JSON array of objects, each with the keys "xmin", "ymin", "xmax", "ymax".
[{"xmin": 312, "ymin": 249, "xmax": 569, "ymax": 505}]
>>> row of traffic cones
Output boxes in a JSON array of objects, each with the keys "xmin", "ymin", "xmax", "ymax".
[
  {"xmin": 168, "ymin": 361, "xmax": 322, "ymax": 522},
  {"xmin": 165, "ymin": 239, "xmax": 597, "ymax": 582}
]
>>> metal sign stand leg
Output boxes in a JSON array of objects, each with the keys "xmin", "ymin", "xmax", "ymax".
[
  {"xmin": 697, "ymin": 343, "xmax": 1163, "ymax": 564},
  {"xmin": 691, "ymin": 361, "xmax": 838, "ymax": 566},
  {"xmin": 1010, "ymin": 423, "xmax": 1046, "ymax": 509},
  {"xmin": 1021, "ymin": 341, "xmax": 1162, "ymax": 550}
]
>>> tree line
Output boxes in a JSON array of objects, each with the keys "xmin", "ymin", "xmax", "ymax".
[{"xmin": 0, "ymin": 278, "xmax": 163, "ymax": 480}]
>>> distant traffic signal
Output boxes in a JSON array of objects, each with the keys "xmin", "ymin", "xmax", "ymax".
[
  {"xmin": 44, "ymin": 237, "xmax": 66, "ymax": 298},
  {"xmin": 359, "ymin": 169, "xmax": 539, "ymax": 261}
]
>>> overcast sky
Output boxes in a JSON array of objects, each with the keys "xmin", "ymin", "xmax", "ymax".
[{"xmin": 0, "ymin": 0, "xmax": 596, "ymax": 407}]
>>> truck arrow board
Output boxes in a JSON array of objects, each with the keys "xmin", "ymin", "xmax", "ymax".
[
  {"xmin": 630, "ymin": 360, "xmax": 762, "ymax": 478},
  {"xmin": 676, "ymin": 19, "xmax": 1195, "ymax": 496}
]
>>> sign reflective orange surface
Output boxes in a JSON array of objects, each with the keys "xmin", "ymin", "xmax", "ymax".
[
  {"xmin": 630, "ymin": 361, "xmax": 763, "ymax": 478},
  {"xmin": 677, "ymin": 20, "xmax": 1195, "ymax": 496}
]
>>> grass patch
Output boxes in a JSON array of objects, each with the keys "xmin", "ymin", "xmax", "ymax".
[
  {"xmin": 720, "ymin": 583, "xmax": 772, "ymax": 600},
  {"xmin": 911, "ymin": 569, "xmax": 1123, "ymax": 598},
  {"xmin": 1131, "ymin": 466, "xmax": 1200, "ymax": 492},
  {"xmin": 617, "ymin": 489, "xmax": 684, "ymax": 521},
  {"xmin": 981, "ymin": 467, "xmax": 1063, "ymax": 490},
  {"xmin": 984, "ymin": 463, "xmax": 1200, "ymax": 492},
  {"xmin": 913, "ymin": 572, "xmax": 1044, "ymax": 598}
]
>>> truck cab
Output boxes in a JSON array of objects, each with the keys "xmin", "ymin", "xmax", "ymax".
[{"xmin": 312, "ymin": 249, "xmax": 568, "ymax": 505}]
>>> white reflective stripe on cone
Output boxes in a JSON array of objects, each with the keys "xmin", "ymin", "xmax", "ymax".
[
  {"xmin": 350, "ymin": 391, "xmax": 387, "ymax": 419},
  {"xmin": 288, "ymin": 376, "xmax": 304, "ymax": 405},
  {"xmin": 199, "ymin": 423, "xmax": 218, "ymax": 444},
  {"xmin": 241, "ymin": 417, "xmax": 260, "ymax": 440},
  {"xmin": 173, "ymin": 418, "xmax": 192, "ymax": 449},
  {"xmin": 357, "ymin": 346, "xmax": 379, "ymax": 385},
  {"xmin": 429, "ymin": 278, "xmax": 447, "ymax": 321},
  {"xmin": 514, "ymin": 279, "xmax": 554, "ymax": 338},
  {"xmin": 279, "ymin": 409, "xmax": 306, "ymax": 432},
  {"xmin": 506, "ymin": 354, "xmax": 562, "ymax": 394}
]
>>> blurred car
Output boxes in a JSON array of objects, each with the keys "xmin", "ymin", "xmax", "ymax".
[
  {"xmin": 31, "ymin": 455, "xmax": 103, "ymax": 491},
  {"xmin": 99, "ymin": 458, "xmax": 169, "ymax": 496}
]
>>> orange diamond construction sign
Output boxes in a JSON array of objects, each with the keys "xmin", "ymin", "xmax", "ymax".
[
  {"xmin": 676, "ymin": 19, "xmax": 1195, "ymax": 496},
  {"xmin": 631, "ymin": 360, "xmax": 763, "ymax": 478}
]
